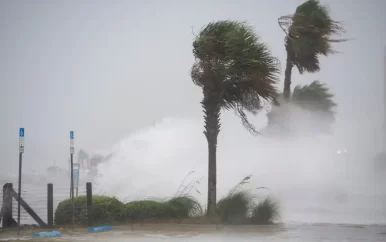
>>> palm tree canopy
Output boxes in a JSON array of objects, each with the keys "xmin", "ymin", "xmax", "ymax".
[
  {"xmin": 279, "ymin": 0, "xmax": 346, "ymax": 74},
  {"xmin": 265, "ymin": 80, "xmax": 336, "ymax": 134},
  {"xmin": 191, "ymin": 21, "xmax": 280, "ymax": 133},
  {"xmin": 292, "ymin": 80, "xmax": 336, "ymax": 115}
]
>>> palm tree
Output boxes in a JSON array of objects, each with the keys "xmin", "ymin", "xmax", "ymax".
[
  {"xmin": 191, "ymin": 21, "xmax": 280, "ymax": 216},
  {"xmin": 77, "ymin": 149, "xmax": 89, "ymax": 170},
  {"xmin": 265, "ymin": 80, "xmax": 336, "ymax": 135},
  {"xmin": 278, "ymin": 0, "xmax": 346, "ymax": 100}
]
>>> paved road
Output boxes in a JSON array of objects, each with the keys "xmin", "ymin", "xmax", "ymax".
[{"xmin": 1, "ymin": 223, "xmax": 386, "ymax": 242}]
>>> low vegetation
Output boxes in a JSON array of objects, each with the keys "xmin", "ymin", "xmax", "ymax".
[
  {"xmin": 251, "ymin": 197, "xmax": 280, "ymax": 224},
  {"xmin": 54, "ymin": 195, "xmax": 125, "ymax": 225},
  {"xmin": 217, "ymin": 190, "xmax": 254, "ymax": 224},
  {"xmin": 125, "ymin": 196, "xmax": 202, "ymax": 221},
  {"xmin": 54, "ymin": 175, "xmax": 280, "ymax": 226},
  {"xmin": 216, "ymin": 176, "xmax": 280, "ymax": 225}
]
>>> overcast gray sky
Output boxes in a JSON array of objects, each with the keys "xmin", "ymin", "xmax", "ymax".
[{"xmin": 0, "ymin": 0, "xmax": 385, "ymax": 174}]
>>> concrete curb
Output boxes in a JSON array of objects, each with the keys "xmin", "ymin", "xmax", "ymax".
[
  {"xmin": 32, "ymin": 231, "xmax": 61, "ymax": 238},
  {"xmin": 88, "ymin": 225, "xmax": 112, "ymax": 233}
]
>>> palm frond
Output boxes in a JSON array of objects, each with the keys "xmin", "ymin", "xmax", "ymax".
[
  {"xmin": 265, "ymin": 80, "xmax": 336, "ymax": 135},
  {"xmin": 292, "ymin": 80, "xmax": 336, "ymax": 114}
]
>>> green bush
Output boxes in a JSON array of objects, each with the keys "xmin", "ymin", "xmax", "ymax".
[
  {"xmin": 125, "ymin": 200, "xmax": 169, "ymax": 220},
  {"xmin": 216, "ymin": 190, "xmax": 254, "ymax": 224},
  {"xmin": 166, "ymin": 196, "xmax": 203, "ymax": 218},
  {"xmin": 250, "ymin": 197, "xmax": 280, "ymax": 224},
  {"xmin": 125, "ymin": 196, "xmax": 203, "ymax": 221},
  {"xmin": 53, "ymin": 180, "xmax": 280, "ymax": 225},
  {"xmin": 54, "ymin": 196, "xmax": 88, "ymax": 225},
  {"xmin": 54, "ymin": 195, "xmax": 126, "ymax": 225}
]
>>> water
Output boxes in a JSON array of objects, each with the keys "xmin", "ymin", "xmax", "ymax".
[
  {"xmin": 1, "ymin": 114, "xmax": 386, "ymax": 241},
  {"xmin": 94, "ymin": 115, "xmax": 386, "ymax": 225}
]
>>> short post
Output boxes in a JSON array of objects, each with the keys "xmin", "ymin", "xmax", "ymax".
[
  {"xmin": 47, "ymin": 183, "xmax": 53, "ymax": 227},
  {"xmin": 2, "ymin": 183, "xmax": 15, "ymax": 228},
  {"xmin": 86, "ymin": 182, "xmax": 92, "ymax": 226}
]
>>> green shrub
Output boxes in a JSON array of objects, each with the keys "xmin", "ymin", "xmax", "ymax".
[
  {"xmin": 90, "ymin": 196, "xmax": 126, "ymax": 224},
  {"xmin": 166, "ymin": 196, "xmax": 203, "ymax": 218},
  {"xmin": 125, "ymin": 196, "xmax": 203, "ymax": 221},
  {"xmin": 54, "ymin": 196, "xmax": 88, "ymax": 225},
  {"xmin": 125, "ymin": 200, "xmax": 169, "ymax": 221},
  {"xmin": 250, "ymin": 197, "xmax": 280, "ymax": 224},
  {"xmin": 216, "ymin": 190, "xmax": 254, "ymax": 224},
  {"xmin": 54, "ymin": 195, "xmax": 126, "ymax": 225}
]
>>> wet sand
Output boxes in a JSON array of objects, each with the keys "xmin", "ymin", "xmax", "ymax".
[{"xmin": 1, "ymin": 223, "xmax": 386, "ymax": 242}]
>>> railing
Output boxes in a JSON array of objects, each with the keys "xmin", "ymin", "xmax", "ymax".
[{"xmin": 0, "ymin": 182, "xmax": 93, "ymax": 228}]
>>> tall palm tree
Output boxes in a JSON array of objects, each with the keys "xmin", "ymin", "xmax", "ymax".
[
  {"xmin": 191, "ymin": 21, "xmax": 280, "ymax": 216},
  {"xmin": 278, "ymin": 0, "xmax": 346, "ymax": 100}
]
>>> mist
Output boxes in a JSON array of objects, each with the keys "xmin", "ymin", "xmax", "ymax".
[{"xmin": 92, "ymin": 106, "xmax": 386, "ymax": 225}]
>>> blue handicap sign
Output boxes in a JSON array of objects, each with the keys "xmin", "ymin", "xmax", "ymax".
[
  {"xmin": 70, "ymin": 131, "xmax": 74, "ymax": 140},
  {"xmin": 19, "ymin": 128, "xmax": 24, "ymax": 137}
]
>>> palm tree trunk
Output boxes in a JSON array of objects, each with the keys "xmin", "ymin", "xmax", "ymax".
[
  {"xmin": 202, "ymin": 90, "xmax": 221, "ymax": 217},
  {"xmin": 283, "ymin": 50, "xmax": 293, "ymax": 101}
]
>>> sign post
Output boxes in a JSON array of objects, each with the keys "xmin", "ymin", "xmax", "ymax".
[
  {"xmin": 17, "ymin": 128, "xmax": 24, "ymax": 234},
  {"xmin": 69, "ymin": 131, "xmax": 75, "ymax": 226},
  {"xmin": 73, "ymin": 163, "xmax": 80, "ymax": 197}
]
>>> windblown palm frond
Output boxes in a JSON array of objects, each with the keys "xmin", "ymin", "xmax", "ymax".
[
  {"xmin": 265, "ymin": 80, "xmax": 336, "ymax": 135},
  {"xmin": 292, "ymin": 80, "xmax": 336, "ymax": 114}
]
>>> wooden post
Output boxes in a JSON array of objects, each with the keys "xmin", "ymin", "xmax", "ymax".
[
  {"xmin": 2, "ymin": 183, "xmax": 17, "ymax": 228},
  {"xmin": 86, "ymin": 182, "xmax": 92, "ymax": 226},
  {"xmin": 47, "ymin": 183, "xmax": 53, "ymax": 227}
]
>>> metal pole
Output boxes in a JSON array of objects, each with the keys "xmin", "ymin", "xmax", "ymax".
[
  {"xmin": 384, "ymin": 46, "xmax": 386, "ymax": 149},
  {"xmin": 69, "ymin": 158, "xmax": 72, "ymax": 198},
  {"xmin": 17, "ymin": 152, "xmax": 22, "ymax": 235},
  {"xmin": 70, "ymin": 153, "xmax": 74, "ymax": 226}
]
